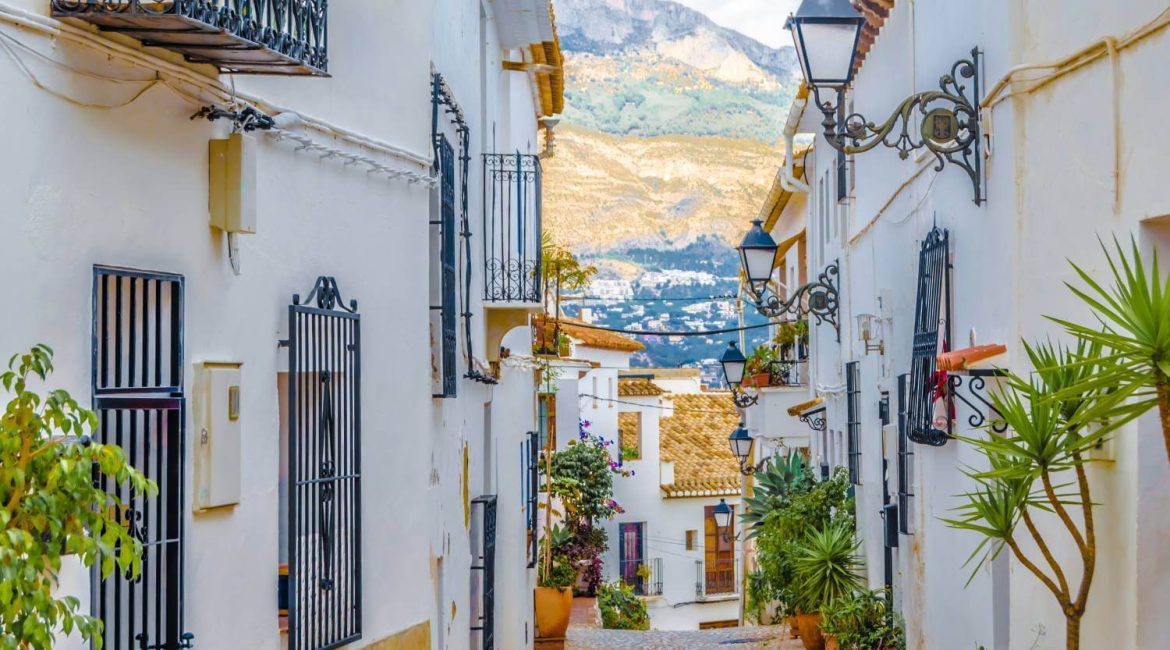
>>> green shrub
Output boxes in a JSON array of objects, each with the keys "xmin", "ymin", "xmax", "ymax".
[
  {"xmin": 820, "ymin": 589, "xmax": 905, "ymax": 649},
  {"xmin": 791, "ymin": 522, "xmax": 863, "ymax": 614},
  {"xmin": 597, "ymin": 581, "xmax": 649, "ymax": 630}
]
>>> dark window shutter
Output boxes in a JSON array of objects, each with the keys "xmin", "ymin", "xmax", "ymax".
[
  {"xmin": 897, "ymin": 373, "xmax": 915, "ymax": 534},
  {"xmin": 907, "ymin": 227, "xmax": 950, "ymax": 446},
  {"xmin": 438, "ymin": 136, "xmax": 458, "ymax": 397},
  {"xmin": 846, "ymin": 361, "xmax": 861, "ymax": 485}
]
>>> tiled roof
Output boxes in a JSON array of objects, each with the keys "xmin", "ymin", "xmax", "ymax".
[
  {"xmin": 659, "ymin": 394, "xmax": 742, "ymax": 498},
  {"xmin": 853, "ymin": 0, "xmax": 893, "ymax": 74},
  {"xmin": 620, "ymin": 368, "xmax": 701, "ymax": 379},
  {"xmin": 618, "ymin": 378, "xmax": 666, "ymax": 397},
  {"xmin": 618, "ymin": 412, "xmax": 641, "ymax": 443},
  {"xmin": 534, "ymin": 315, "xmax": 645, "ymax": 353}
]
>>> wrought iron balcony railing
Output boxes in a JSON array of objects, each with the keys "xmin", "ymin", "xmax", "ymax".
[
  {"xmin": 51, "ymin": 0, "xmax": 328, "ymax": 76},
  {"xmin": 483, "ymin": 153, "xmax": 542, "ymax": 304}
]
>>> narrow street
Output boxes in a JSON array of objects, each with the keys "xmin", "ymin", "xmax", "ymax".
[{"xmin": 564, "ymin": 598, "xmax": 801, "ymax": 650}]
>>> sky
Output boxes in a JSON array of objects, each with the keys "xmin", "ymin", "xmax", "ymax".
[{"xmin": 672, "ymin": 0, "xmax": 801, "ymax": 48}]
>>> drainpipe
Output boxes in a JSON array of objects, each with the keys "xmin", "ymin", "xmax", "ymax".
[{"xmin": 779, "ymin": 84, "xmax": 811, "ymax": 194}]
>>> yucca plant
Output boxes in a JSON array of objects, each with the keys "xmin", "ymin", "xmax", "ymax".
[
  {"xmin": 1054, "ymin": 237, "xmax": 1170, "ymax": 463},
  {"xmin": 945, "ymin": 341, "xmax": 1124, "ymax": 650},
  {"xmin": 791, "ymin": 522, "xmax": 863, "ymax": 614}
]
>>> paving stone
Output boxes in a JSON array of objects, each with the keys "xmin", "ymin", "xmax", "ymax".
[{"xmin": 564, "ymin": 625, "xmax": 803, "ymax": 650}]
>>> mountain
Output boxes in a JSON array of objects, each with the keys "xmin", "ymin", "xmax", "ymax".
[
  {"xmin": 543, "ymin": 124, "xmax": 783, "ymax": 254},
  {"xmin": 543, "ymin": 0, "xmax": 799, "ymax": 370},
  {"xmin": 557, "ymin": 0, "xmax": 798, "ymax": 142}
]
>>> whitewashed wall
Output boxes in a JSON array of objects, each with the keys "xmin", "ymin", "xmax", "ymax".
[{"xmin": 795, "ymin": 0, "xmax": 1170, "ymax": 648}]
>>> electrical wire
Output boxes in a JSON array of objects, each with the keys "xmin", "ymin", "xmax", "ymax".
[
  {"xmin": 0, "ymin": 31, "xmax": 160, "ymax": 109},
  {"xmin": 549, "ymin": 319, "xmax": 779, "ymax": 338},
  {"xmin": 578, "ymin": 394, "xmax": 738, "ymax": 416}
]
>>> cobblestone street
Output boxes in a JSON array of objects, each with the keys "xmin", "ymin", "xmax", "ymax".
[
  {"xmin": 563, "ymin": 598, "xmax": 802, "ymax": 649},
  {"xmin": 565, "ymin": 626, "xmax": 802, "ymax": 650}
]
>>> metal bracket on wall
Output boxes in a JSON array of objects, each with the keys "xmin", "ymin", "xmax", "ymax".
[
  {"xmin": 946, "ymin": 368, "xmax": 1009, "ymax": 436},
  {"xmin": 799, "ymin": 405, "xmax": 828, "ymax": 433}
]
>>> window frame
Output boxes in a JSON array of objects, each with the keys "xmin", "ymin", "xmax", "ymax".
[{"xmin": 846, "ymin": 361, "xmax": 861, "ymax": 485}]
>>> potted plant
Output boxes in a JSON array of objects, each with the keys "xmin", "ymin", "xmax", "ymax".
[
  {"xmin": 597, "ymin": 581, "xmax": 649, "ymax": 630},
  {"xmin": 820, "ymin": 589, "xmax": 905, "ymax": 650},
  {"xmin": 744, "ymin": 345, "xmax": 780, "ymax": 388},
  {"xmin": 535, "ymin": 524, "xmax": 575, "ymax": 639},
  {"xmin": 790, "ymin": 523, "xmax": 863, "ymax": 650}
]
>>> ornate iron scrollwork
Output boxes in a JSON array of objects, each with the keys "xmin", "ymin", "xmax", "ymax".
[
  {"xmin": 947, "ymin": 372, "xmax": 1009, "ymax": 435},
  {"xmin": 296, "ymin": 276, "xmax": 357, "ymax": 313},
  {"xmin": 730, "ymin": 388, "xmax": 759, "ymax": 409},
  {"xmin": 317, "ymin": 371, "xmax": 336, "ymax": 591},
  {"xmin": 814, "ymin": 49, "xmax": 983, "ymax": 205},
  {"xmin": 752, "ymin": 262, "xmax": 840, "ymax": 332},
  {"xmin": 799, "ymin": 406, "xmax": 828, "ymax": 433}
]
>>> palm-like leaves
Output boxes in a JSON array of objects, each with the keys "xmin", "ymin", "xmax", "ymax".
[
  {"xmin": 1053, "ymin": 237, "xmax": 1170, "ymax": 462},
  {"xmin": 740, "ymin": 451, "xmax": 806, "ymax": 539},
  {"xmin": 791, "ymin": 522, "xmax": 863, "ymax": 613}
]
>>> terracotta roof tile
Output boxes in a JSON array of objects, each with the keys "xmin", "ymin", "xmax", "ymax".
[
  {"xmin": 535, "ymin": 315, "xmax": 645, "ymax": 353},
  {"xmin": 618, "ymin": 378, "xmax": 666, "ymax": 397},
  {"xmin": 659, "ymin": 394, "xmax": 742, "ymax": 498}
]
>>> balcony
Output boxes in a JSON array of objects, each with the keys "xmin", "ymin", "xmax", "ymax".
[
  {"xmin": 482, "ymin": 153, "xmax": 542, "ymax": 304},
  {"xmin": 50, "ymin": 1, "xmax": 328, "ymax": 76},
  {"xmin": 482, "ymin": 153, "xmax": 544, "ymax": 362}
]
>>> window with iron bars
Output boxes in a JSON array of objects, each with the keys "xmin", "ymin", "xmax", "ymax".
[
  {"xmin": 897, "ymin": 373, "xmax": 915, "ymax": 534},
  {"xmin": 522, "ymin": 432, "xmax": 539, "ymax": 568},
  {"xmin": 430, "ymin": 134, "xmax": 458, "ymax": 397},
  {"xmin": 846, "ymin": 361, "xmax": 861, "ymax": 485},
  {"xmin": 907, "ymin": 227, "xmax": 951, "ymax": 446}
]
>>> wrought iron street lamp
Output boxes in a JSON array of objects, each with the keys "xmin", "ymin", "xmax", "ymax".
[
  {"xmin": 786, "ymin": 0, "xmax": 984, "ymax": 204},
  {"xmin": 725, "ymin": 420, "xmax": 753, "ymax": 472},
  {"xmin": 713, "ymin": 498, "xmax": 734, "ymax": 530},
  {"xmin": 720, "ymin": 341, "xmax": 759, "ymax": 408},
  {"xmin": 737, "ymin": 220, "xmax": 840, "ymax": 332}
]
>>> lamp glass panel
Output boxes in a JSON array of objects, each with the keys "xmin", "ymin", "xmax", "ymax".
[
  {"xmin": 729, "ymin": 435, "xmax": 754, "ymax": 464},
  {"xmin": 723, "ymin": 358, "xmax": 746, "ymax": 386},
  {"xmin": 713, "ymin": 507, "xmax": 732, "ymax": 529},
  {"xmin": 742, "ymin": 247, "xmax": 777, "ymax": 287},
  {"xmin": 798, "ymin": 22, "xmax": 860, "ymax": 86}
]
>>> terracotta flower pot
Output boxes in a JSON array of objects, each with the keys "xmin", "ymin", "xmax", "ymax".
[
  {"xmin": 534, "ymin": 587, "xmax": 573, "ymax": 639},
  {"xmin": 794, "ymin": 611, "xmax": 825, "ymax": 650},
  {"xmin": 745, "ymin": 372, "xmax": 771, "ymax": 388},
  {"xmin": 787, "ymin": 615, "xmax": 800, "ymax": 638},
  {"xmin": 825, "ymin": 635, "xmax": 840, "ymax": 650}
]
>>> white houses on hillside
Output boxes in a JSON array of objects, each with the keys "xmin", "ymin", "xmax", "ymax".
[
  {"xmin": 736, "ymin": 1, "xmax": 1170, "ymax": 648},
  {"xmin": 0, "ymin": 1, "xmax": 563, "ymax": 649}
]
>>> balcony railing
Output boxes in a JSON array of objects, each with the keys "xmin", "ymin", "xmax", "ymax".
[
  {"xmin": 483, "ymin": 153, "xmax": 542, "ymax": 304},
  {"xmin": 51, "ymin": 0, "xmax": 328, "ymax": 76},
  {"xmin": 645, "ymin": 557, "xmax": 663, "ymax": 596},
  {"xmin": 695, "ymin": 558, "xmax": 740, "ymax": 599}
]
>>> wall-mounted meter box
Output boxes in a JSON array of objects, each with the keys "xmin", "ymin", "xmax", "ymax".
[
  {"xmin": 194, "ymin": 361, "xmax": 243, "ymax": 512},
  {"xmin": 209, "ymin": 133, "xmax": 257, "ymax": 234}
]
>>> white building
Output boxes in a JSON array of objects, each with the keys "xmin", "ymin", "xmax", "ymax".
[
  {"xmin": 539, "ymin": 317, "xmax": 750, "ymax": 631},
  {"xmin": 743, "ymin": 2, "xmax": 1170, "ymax": 648},
  {"xmin": 0, "ymin": 1, "xmax": 563, "ymax": 649}
]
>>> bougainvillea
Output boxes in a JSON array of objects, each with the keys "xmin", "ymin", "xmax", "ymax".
[{"xmin": 543, "ymin": 420, "xmax": 634, "ymax": 594}]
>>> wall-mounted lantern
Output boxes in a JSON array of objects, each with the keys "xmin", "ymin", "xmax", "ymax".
[
  {"xmin": 737, "ymin": 220, "xmax": 840, "ymax": 334},
  {"xmin": 856, "ymin": 312, "xmax": 884, "ymax": 355},
  {"xmin": 720, "ymin": 341, "xmax": 759, "ymax": 408},
  {"xmin": 713, "ymin": 498, "xmax": 734, "ymax": 530},
  {"xmin": 786, "ymin": 0, "xmax": 984, "ymax": 204}
]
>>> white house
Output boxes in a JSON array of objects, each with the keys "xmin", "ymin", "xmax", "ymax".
[
  {"xmin": 0, "ymin": 1, "xmax": 564, "ymax": 649},
  {"xmin": 539, "ymin": 316, "xmax": 749, "ymax": 630},
  {"xmin": 740, "ymin": 1, "xmax": 1170, "ymax": 648}
]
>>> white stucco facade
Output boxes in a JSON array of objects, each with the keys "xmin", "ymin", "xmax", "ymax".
[
  {"xmin": 0, "ymin": 1, "xmax": 561, "ymax": 648},
  {"xmin": 759, "ymin": 2, "xmax": 1170, "ymax": 649}
]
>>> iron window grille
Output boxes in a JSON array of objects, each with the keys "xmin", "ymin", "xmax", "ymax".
[
  {"xmin": 897, "ymin": 373, "xmax": 915, "ymax": 535},
  {"xmin": 471, "ymin": 495, "xmax": 498, "ymax": 650},
  {"xmin": 91, "ymin": 266, "xmax": 193, "ymax": 650},
  {"xmin": 523, "ymin": 432, "xmax": 539, "ymax": 569},
  {"xmin": 284, "ymin": 276, "xmax": 363, "ymax": 650},
  {"xmin": 483, "ymin": 153, "xmax": 542, "ymax": 304},
  {"xmin": 432, "ymin": 72, "xmax": 495, "ymax": 387},
  {"xmin": 51, "ymin": 0, "xmax": 328, "ymax": 75},
  {"xmin": 846, "ymin": 361, "xmax": 861, "ymax": 485},
  {"xmin": 906, "ymin": 227, "xmax": 952, "ymax": 446},
  {"xmin": 431, "ymin": 132, "xmax": 459, "ymax": 398}
]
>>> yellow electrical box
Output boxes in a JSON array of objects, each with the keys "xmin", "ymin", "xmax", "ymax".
[
  {"xmin": 209, "ymin": 133, "xmax": 257, "ymax": 234},
  {"xmin": 194, "ymin": 361, "xmax": 243, "ymax": 512}
]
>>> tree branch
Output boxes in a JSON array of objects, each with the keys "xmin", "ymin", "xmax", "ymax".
[
  {"xmin": 1042, "ymin": 470, "xmax": 1088, "ymax": 557},
  {"xmin": 1021, "ymin": 507, "xmax": 1071, "ymax": 600},
  {"xmin": 1006, "ymin": 536, "xmax": 1069, "ymax": 607}
]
